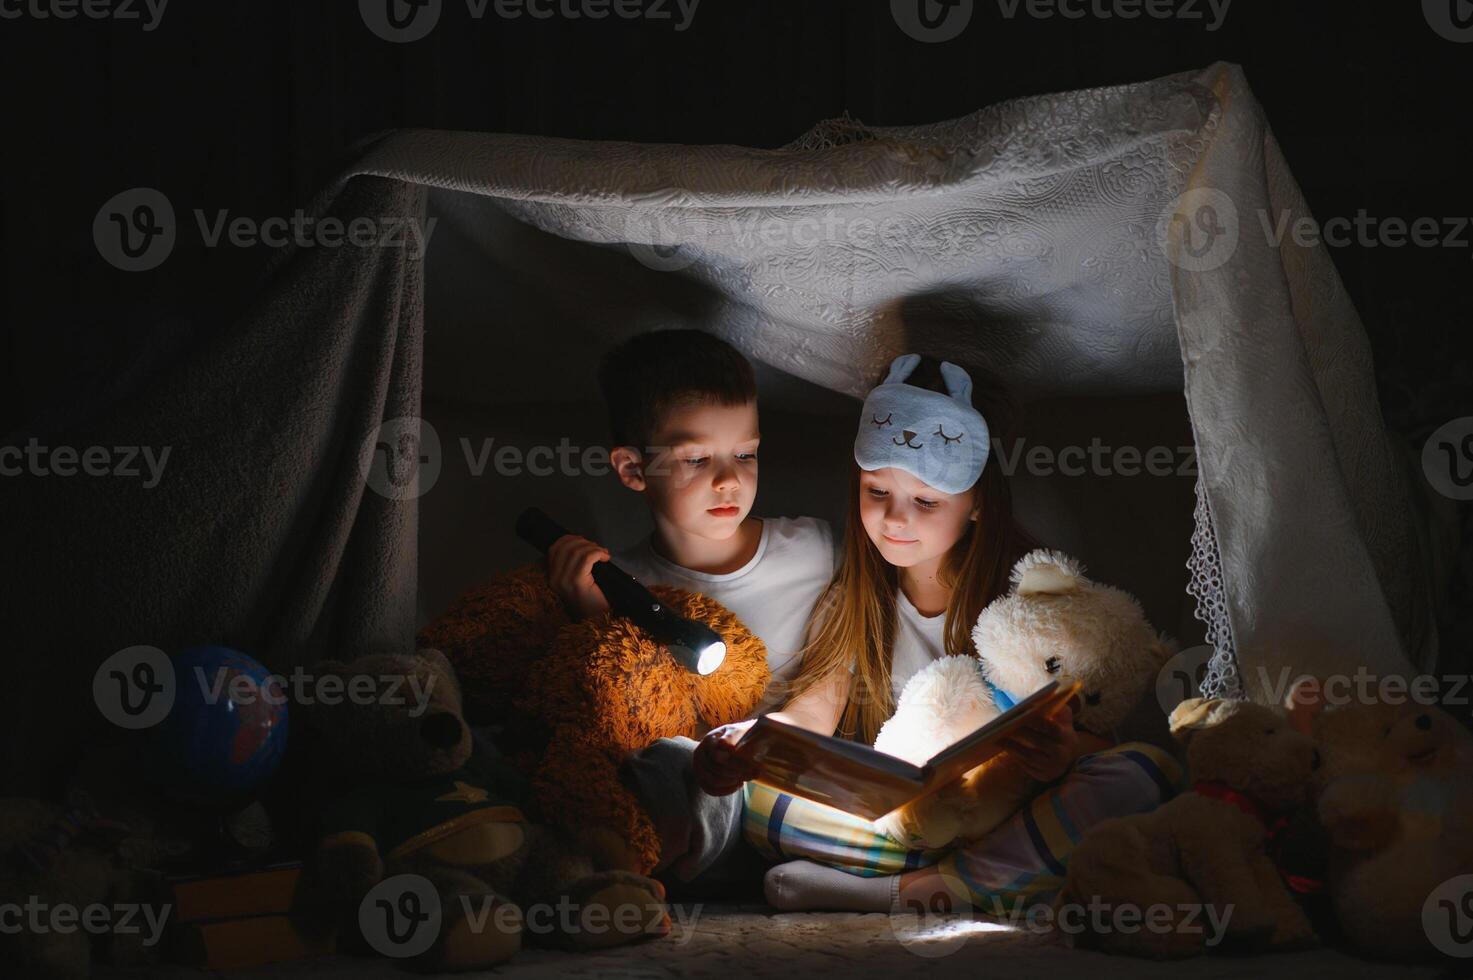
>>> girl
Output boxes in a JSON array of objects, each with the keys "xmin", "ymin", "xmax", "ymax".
[{"xmin": 691, "ymin": 354, "xmax": 1179, "ymax": 915}]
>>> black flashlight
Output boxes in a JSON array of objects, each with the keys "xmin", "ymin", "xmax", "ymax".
[{"xmin": 515, "ymin": 508, "xmax": 727, "ymax": 675}]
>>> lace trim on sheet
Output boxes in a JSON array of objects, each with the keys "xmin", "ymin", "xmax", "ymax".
[{"xmin": 1187, "ymin": 478, "xmax": 1243, "ymax": 700}]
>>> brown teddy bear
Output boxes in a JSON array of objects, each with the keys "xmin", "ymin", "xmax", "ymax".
[
  {"xmin": 1059, "ymin": 697, "xmax": 1319, "ymax": 958},
  {"xmin": 419, "ymin": 565, "xmax": 770, "ymax": 876},
  {"xmin": 1287, "ymin": 678, "xmax": 1473, "ymax": 958},
  {"xmin": 292, "ymin": 648, "xmax": 671, "ymax": 971},
  {"xmin": 873, "ymin": 549, "xmax": 1174, "ymax": 849},
  {"xmin": 417, "ymin": 563, "xmax": 569, "ymax": 728}
]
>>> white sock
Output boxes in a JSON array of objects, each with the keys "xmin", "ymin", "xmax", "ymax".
[{"xmin": 762, "ymin": 860, "xmax": 901, "ymax": 912}]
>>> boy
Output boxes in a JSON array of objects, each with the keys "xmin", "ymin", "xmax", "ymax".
[
  {"xmin": 547, "ymin": 329, "xmax": 834, "ymax": 886},
  {"xmin": 549, "ymin": 329, "xmax": 834, "ymax": 713}
]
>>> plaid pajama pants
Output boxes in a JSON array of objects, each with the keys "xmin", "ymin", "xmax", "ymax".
[{"xmin": 742, "ymin": 741, "xmax": 1182, "ymax": 910}]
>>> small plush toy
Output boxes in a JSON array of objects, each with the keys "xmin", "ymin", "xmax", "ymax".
[
  {"xmin": 0, "ymin": 794, "xmax": 155, "ymax": 979},
  {"xmin": 292, "ymin": 649, "xmax": 671, "ymax": 971},
  {"xmin": 873, "ymin": 549, "xmax": 1173, "ymax": 848},
  {"xmin": 1287, "ymin": 679, "xmax": 1473, "ymax": 959},
  {"xmin": 420, "ymin": 566, "xmax": 771, "ymax": 876},
  {"xmin": 1060, "ymin": 697, "xmax": 1319, "ymax": 958}
]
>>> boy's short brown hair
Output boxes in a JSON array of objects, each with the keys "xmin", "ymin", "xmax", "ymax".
[{"xmin": 597, "ymin": 329, "xmax": 757, "ymax": 450}]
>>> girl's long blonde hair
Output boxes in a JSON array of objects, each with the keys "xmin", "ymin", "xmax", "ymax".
[{"xmin": 784, "ymin": 358, "xmax": 1034, "ymax": 744}]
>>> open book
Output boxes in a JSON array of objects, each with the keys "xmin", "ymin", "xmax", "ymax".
[{"xmin": 735, "ymin": 679, "xmax": 1082, "ymax": 819}]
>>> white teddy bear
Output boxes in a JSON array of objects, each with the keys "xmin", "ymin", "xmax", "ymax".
[{"xmin": 873, "ymin": 549, "xmax": 1174, "ymax": 849}]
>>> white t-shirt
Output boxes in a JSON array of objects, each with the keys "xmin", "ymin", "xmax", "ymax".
[
  {"xmin": 845, "ymin": 588, "xmax": 951, "ymax": 702},
  {"xmin": 612, "ymin": 516, "xmax": 836, "ymax": 715},
  {"xmin": 889, "ymin": 588, "xmax": 950, "ymax": 701}
]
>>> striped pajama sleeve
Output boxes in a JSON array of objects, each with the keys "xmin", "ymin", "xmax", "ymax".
[{"xmin": 741, "ymin": 741, "xmax": 1183, "ymax": 908}]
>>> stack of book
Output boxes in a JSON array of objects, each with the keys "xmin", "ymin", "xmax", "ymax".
[{"xmin": 148, "ymin": 860, "xmax": 336, "ymax": 970}]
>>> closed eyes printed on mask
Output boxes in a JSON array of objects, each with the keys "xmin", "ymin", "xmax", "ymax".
[{"xmin": 853, "ymin": 354, "xmax": 991, "ymax": 495}]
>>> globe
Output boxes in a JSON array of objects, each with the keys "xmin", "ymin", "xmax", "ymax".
[{"xmin": 142, "ymin": 645, "xmax": 289, "ymax": 810}]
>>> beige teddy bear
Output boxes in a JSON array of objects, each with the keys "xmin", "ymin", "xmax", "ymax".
[
  {"xmin": 873, "ymin": 549, "xmax": 1172, "ymax": 849},
  {"xmin": 1287, "ymin": 679, "xmax": 1473, "ymax": 958},
  {"xmin": 1059, "ymin": 697, "xmax": 1319, "ymax": 958},
  {"xmin": 974, "ymin": 550, "xmax": 1175, "ymax": 737}
]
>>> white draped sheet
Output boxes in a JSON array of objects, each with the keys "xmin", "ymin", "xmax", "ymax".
[{"xmin": 334, "ymin": 61, "xmax": 1429, "ymax": 699}]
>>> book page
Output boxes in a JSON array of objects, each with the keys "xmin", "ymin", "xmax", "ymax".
[
  {"xmin": 737, "ymin": 717, "xmax": 925, "ymax": 814},
  {"xmin": 922, "ymin": 680, "xmax": 1081, "ymax": 786},
  {"xmin": 737, "ymin": 679, "xmax": 1080, "ymax": 819}
]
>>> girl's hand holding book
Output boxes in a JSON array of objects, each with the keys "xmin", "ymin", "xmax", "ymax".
[{"xmin": 999, "ymin": 703, "xmax": 1086, "ymax": 782}]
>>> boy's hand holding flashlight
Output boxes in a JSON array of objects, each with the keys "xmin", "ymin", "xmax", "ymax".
[{"xmin": 546, "ymin": 534, "xmax": 611, "ymax": 621}]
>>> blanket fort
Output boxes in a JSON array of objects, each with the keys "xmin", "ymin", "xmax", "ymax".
[{"xmin": 2, "ymin": 62, "xmax": 1431, "ymax": 792}]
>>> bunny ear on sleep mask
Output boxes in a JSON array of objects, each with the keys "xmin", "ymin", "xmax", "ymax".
[{"xmin": 853, "ymin": 354, "xmax": 990, "ymax": 495}]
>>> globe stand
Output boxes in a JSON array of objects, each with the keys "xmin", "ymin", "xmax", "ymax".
[{"xmin": 188, "ymin": 800, "xmax": 276, "ymax": 873}]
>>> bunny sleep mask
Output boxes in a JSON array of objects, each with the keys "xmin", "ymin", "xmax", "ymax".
[{"xmin": 853, "ymin": 354, "xmax": 990, "ymax": 495}]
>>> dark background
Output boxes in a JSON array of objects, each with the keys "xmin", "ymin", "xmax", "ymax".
[
  {"xmin": 3, "ymin": 0, "xmax": 1469, "ymax": 602},
  {"xmin": 4, "ymin": 0, "xmax": 1469, "ymax": 437}
]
